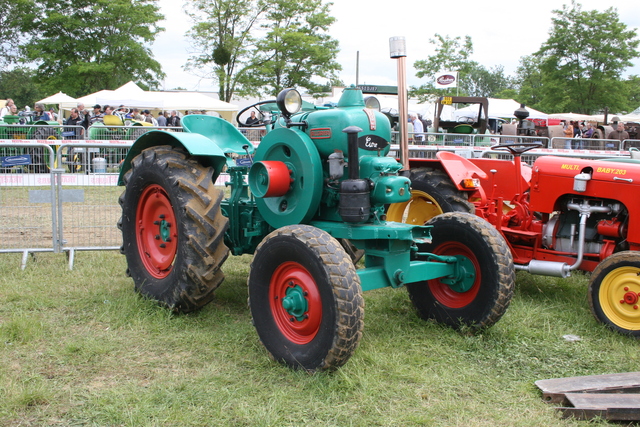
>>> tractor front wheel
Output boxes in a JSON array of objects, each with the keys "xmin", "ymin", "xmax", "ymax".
[
  {"xmin": 248, "ymin": 225, "xmax": 364, "ymax": 371},
  {"xmin": 407, "ymin": 212, "xmax": 515, "ymax": 330},
  {"xmin": 588, "ymin": 251, "xmax": 640, "ymax": 337},
  {"xmin": 119, "ymin": 145, "xmax": 229, "ymax": 312}
]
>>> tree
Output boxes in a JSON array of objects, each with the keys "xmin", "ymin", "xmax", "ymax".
[
  {"xmin": 0, "ymin": 67, "xmax": 44, "ymax": 109},
  {"xmin": 185, "ymin": 0, "xmax": 267, "ymax": 102},
  {"xmin": 244, "ymin": 0, "xmax": 342, "ymax": 97},
  {"xmin": 463, "ymin": 64, "xmax": 514, "ymax": 98},
  {"xmin": 21, "ymin": 0, "xmax": 165, "ymax": 97},
  {"xmin": 513, "ymin": 55, "xmax": 545, "ymax": 110},
  {"xmin": 535, "ymin": 1, "xmax": 639, "ymax": 114},
  {"xmin": 412, "ymin": 34, "xmax": 474, "ymax": 99},
  {"xmin": 0, "ymin": 0, "xmax": 35, "ymax": 70},
  {"xmin": 185, "ymin": 0, "xmax": 341, "ymax": 101}
]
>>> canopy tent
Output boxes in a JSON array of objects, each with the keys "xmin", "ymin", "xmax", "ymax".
[
  {"xmin": 37, "ymin": 92, "xmax": 78, "ymax": 119},
  {"xmin": 75, "ymin": 82, "xmax": 239, "ymax": 122},
  {"xmin": 548, "ymin": 112, "xmax": 599, "ymax": 122},
  {"xmin": 453, "ymin": 98, "xmax": 548, "ymax": 121}
]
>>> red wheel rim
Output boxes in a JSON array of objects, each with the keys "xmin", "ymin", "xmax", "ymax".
[
  {"xmin": 136, "ymin": 184, "xmax": 178, "ymax": 279},
  {"xmin": 428, "ymin": 242, "xmax": 480, "ymax": 308},
  {"xmin": 269, "ymin": 262, "xmax": 322, "ymax": 344}
]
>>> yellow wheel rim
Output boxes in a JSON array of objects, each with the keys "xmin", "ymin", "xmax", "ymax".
[
  {"xmin": 599, "ymin": 266, "xmax": 640, "ymax": 331},
  {"xmin": 387, "ymin": 190, "xmax": 444, "ymax": 224}
]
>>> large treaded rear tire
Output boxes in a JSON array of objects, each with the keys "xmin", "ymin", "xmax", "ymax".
[
  {"xmin": 119, "ymin": 145, "xmax": 229, "ymax": 313},
  {"xmin": 407, "ymin": 212, "xmax": 515, "ymax": 330},
  {"xmin": 386, "ymin": 167, "xmax": 474, "ymax": 224},
  {"xmin": 248, "ymin": 225, "xmax": 364, "ymax": 371}
]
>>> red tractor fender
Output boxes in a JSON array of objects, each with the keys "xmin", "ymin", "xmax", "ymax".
[{"xmin": 435, "ymin": 151, "xmax": 488, "ymax": 190}]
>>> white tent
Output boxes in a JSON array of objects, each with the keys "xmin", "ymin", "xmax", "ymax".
[
  {"xmin": 453, "ymin": 98, "xmax": 548, "ymax": 120},
  {"xmin": 76, "ymin": 82, "xmax": 239, "ymax": 122},
  {"xmin": 37, "ymin": 91, "xmax": 78, "ymax": 116},
  {"xmin": 548, "ymin": 112, "xmax": 599, "ymax": 121}
]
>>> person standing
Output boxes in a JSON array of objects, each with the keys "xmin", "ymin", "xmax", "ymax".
[
  {"xmin": 607, "ymin": 122, "xmax": 629, "ymax": 148},
  {"xmin": 1, "ymin": 98, "xmax": 15, "ymax": 118},
  {"xmin": 410, "ymin": 113, "xmax": 424, "ymax": 143},
  {"xmin": 64, "ymin": 108, "xmax": 84, "ymax": 139},
  {"xmin": 156, "ymin": 111, "xmax": 167, "ymax": 127},
  {"xmin": 167, "ymin": 110, "xmax": 181, "ymax": 127}
]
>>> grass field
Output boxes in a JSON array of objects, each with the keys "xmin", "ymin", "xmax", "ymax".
[{"xmin": 0, "ymin": 250, "xmax": 637, "ymax": 426}]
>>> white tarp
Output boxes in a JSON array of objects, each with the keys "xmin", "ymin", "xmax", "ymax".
[{"xmin": 453, "ymin": 98, "xmax": 548, "ymax": 120}]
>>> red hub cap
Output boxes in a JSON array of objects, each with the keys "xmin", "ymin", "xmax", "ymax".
[
  {"xmin": 269, "ymin": 262, "xmax": 322, "ymax": 344},
  {"xmin": 136, "ymin": 184, "xmax": 178, "ymax": 278},
  {"xmin": 428, "ymin": 242, "xmax": 480, "ymax": 308}
]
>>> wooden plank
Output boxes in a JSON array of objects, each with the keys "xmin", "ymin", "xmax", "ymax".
[
  {"xmin": 536, "ymin": 372, "xmax": 640, "ymax": 403},
  {"xmin": 565, "ymin": 392, "xmax": 640, "ymax": 409}
]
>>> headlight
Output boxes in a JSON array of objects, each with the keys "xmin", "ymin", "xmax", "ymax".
[
  {"xmin": 364, "ymin": 96, "xmax": 381, "ymax": 111},
  {"xmin": 276, "ymin": 89, "xmax": 302, "ymax": 118}
]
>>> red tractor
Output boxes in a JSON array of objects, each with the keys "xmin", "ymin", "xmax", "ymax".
[{"xmin": 388, "ymin": 141, "xmax": 640, "ymax": 337}]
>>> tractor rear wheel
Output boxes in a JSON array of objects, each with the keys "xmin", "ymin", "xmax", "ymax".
[
  {"xmin": 386, "ymin": 167, "xmax": 474, "ymax": 224},
  {"xmin": 119, "ymin": 145, "xmax": 229, "ymax": 313},
  {"xmin": 407, "ymin": 212, "xmax": 515, "ymax": 330},
  {"xmin": 248, "ymin": 225, "xmax": 364, "ymax": 371},
  {"xmin": 588, "ymin": 251, "xmax": 640, "ymax": 337}
]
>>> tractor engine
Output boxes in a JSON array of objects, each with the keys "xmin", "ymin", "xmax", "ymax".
[
  {"xmin": 540, "ymin": 197, "xmax": 627, "ymax": 255},
  {"xmin": 249, "ymin": 87, "xmax": 410, "ymax": 229},
  {"xmin": 529, "ymin": 155, "xmax": 637, "ymax": 261}
]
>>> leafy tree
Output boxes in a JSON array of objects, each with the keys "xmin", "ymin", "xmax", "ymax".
[
  {"xmin": 463, "ymin": 64, "xmax": 514, "ymax": 98},
  {"xmin": 535, "ymin": 1, "xmax": 639, "ymax": 114},
  {"xmin": 20, "ymin": 0, "xmax": 165, "ymax": 97},
  {"xmin": 0, "ymin": 67, "xmax": 43, "ymax": 109},
  {"xmin": 185, "ymin": 0, "xmax": 341, "ymax": 101},
  {"xmin": 412, "ymin": 34, "xmax": 474, "ymax": 99},
  {"xmin": 513, "ymin": 55, "xmax": 545, "ymax": 110},
  {"xmin": 185, "ymin": 0, "xmax": 267, "ymax": 102},
  {"xmin": 0, "ymin": 0, "xmax": 37, "ymax": 70},
  {"xmin": 245, "ymin": 0, "xmax": 341, "ymax": 97}
]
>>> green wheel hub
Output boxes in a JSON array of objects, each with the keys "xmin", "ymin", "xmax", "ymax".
[
  {"xmin": 439, "ymin": 255, "xmax": 476, "ymax": 293},
  {"xmin": 281, "ymin": 285, "xmax": 309, "ymax": 321}
]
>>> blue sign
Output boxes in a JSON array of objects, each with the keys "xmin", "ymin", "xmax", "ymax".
[
  {"xmin": 2, "ymin": 155, "xmax": 32, "ymax": 167},
  {"xmin": 236, "ymin": 157, "xmax": 253, "ymax": 167}
]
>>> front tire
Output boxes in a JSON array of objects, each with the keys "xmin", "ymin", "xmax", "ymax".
[
  {"xmin": 119, "ymin": 146, "xmax": 229, "ymax": 312},
  {"xmin": 386, "ymin": 167, "xmax": 474, "ymax": 224},
  {"xmin": 588, "ymin": 251, "xmax": 640, "ymax": 337},
  {"xmin": 248, "ymin": 225, "xmax": 364, "ymax": 371},
  {"xmin": 407, "ymin": 212, "xmax": 515, "ymax": 330}
]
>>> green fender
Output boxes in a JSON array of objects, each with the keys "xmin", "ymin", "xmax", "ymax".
[{"xmin": 117, "ymin": 130, "xmax": 228, "ymax": 185}]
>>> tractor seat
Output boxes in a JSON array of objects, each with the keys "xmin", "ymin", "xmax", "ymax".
[
  {"xmin": 181, "ymin": 114, "xmax": 254, "ymax": 155},
  {"xmin": 453, "ymin": 124, "xmax": 474, "ymax": 134},
  {"xmin": 103, "ymin": 114, "xmax": 124, "ymax": 126}
]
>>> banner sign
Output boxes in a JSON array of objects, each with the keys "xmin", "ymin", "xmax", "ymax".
[
  {"xmin": 2, "ymin": 154, "xmax": 31, "ymax": 167},
  {"xmin": 434, "ymin": 71, "xmax": 458, "ymax": 88}
]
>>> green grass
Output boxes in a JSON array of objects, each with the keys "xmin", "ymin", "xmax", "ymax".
[{"xmin": 0, "ymin": 251, "xmax": 636, "ymax": 426}]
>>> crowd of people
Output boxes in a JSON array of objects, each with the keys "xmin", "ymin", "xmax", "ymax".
[{"xmin": 0, "ymin": 98, "xmax": 188, "ymax": 132}]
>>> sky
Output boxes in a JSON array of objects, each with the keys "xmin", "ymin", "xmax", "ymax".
[{"xmin": 152, "ymin": 0, "xmax": 640, "ymax": 95}]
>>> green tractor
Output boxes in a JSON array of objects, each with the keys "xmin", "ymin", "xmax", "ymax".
[
  {"xmin": 118, "ymin": 86, "xmax": 515, "ymax": 371},
  {"xmin": 88, "ymin": 110, "xmax": 152, "ymax": 140},
  {"xmin": 0, "ymin": 112, "xmax": 61, "ymax": 172}
]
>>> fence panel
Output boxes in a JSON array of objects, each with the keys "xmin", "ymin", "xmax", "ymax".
[
  {"xmin": 86, "ymin": 124, "xmax": 183, "ymax": 140},
  {"xmin": 54, "ymin": 144, "xmax": 130, "ymax": 261},
  {"xmin": 0, "ymin": 143, "xmax": 58, "ymax": 267}
]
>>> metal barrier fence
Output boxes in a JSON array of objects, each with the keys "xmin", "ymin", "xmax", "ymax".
[
  {"xmin": 0, "ymin": 142, "xmax": 130, "ymax": 269},
  {"xmin": 0, "ymin": 123, "xmax": 270, "ymax": 142}
]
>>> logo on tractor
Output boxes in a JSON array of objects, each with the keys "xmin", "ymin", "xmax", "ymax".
[
  {"xmin": 436, "ymin": 75, "xmax": 456, "ymax": 86},
  {"xmin": 358, "ymin": 134, "xmax": 388, "ymax": 151},
  {"xmin": 310, "ymin": 128, "xmax": 332, "ymax": 139}
]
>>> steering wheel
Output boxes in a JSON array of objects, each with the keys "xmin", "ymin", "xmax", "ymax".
[
  {"xmin": 491, "ymin": 141, "xmax": 543, "ymax": 155},
  {"xmin": 236, "ymin": 100, "xmax": 276, "ymax": 127}
]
